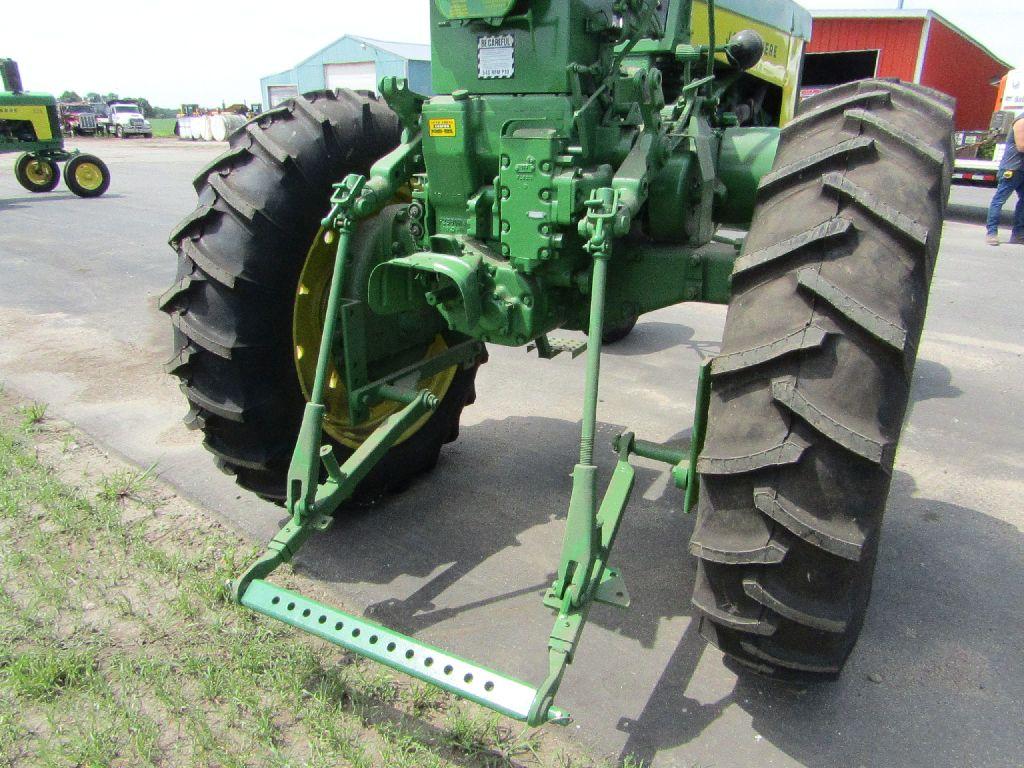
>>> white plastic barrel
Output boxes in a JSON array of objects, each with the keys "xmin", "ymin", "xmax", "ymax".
[
  {"xmin": 211, "ymin": 114, "xmax": 245, "ymax": 142},
  {"xmin": 199, "ymin": 115, "xmax": 213, "ymax": 142}
]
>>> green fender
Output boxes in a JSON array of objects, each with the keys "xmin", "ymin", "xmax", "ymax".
[
  {"xmin": 368, "ymin": 251, "xmax": 485, "ymax": 331},
  {"xmin": 715, "ymin": 126, "xmax": 781, "ymax": 227}
]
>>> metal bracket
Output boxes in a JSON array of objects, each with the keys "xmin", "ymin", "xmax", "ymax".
[
  {"xmin": 594, "ymin": 567, "xmax": 631, "ymax": 609},
  {"xmin": 609, "ymin": 360, "xmax": 712, "ymax": 513},
  {"xmin": 528, "ymin": 335, "xmax": 588, "ymax": 360},
  {"xmin": 348, "ymin": 338, "xmax": 484, "ymax": 421},
  {"xmin": 380, "ymin": 76, "xmax": 427, "ymax": 134}
]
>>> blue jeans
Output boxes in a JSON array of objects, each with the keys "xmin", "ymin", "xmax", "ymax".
[{"xmin": 986, "ymin": 170, "xmax": 1024, "ymax": 237}]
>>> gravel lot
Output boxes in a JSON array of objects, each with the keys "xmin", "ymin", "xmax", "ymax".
[{"xmin": 1, "ymin": 136, "xmax": 1022, "ymax": 767}]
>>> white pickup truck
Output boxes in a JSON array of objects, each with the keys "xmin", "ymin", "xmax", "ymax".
[{"xmin": 108, "ymin": 101, "xmax": 152, "ymax": 139}]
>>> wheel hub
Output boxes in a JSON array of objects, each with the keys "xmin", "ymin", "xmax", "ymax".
[
  {"xmin": 25, "ymin": 161, "xmax": 53, "ymax": 185},
  {"xmin": 73, "ymin": 161, "xmax": 103, "ymax": 191},
  {"xmin": 293, "ymin": 228, "xmax": 455, "ymax": 449}
]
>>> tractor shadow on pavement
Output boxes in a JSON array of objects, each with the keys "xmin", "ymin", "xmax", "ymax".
[
  {"xmin": 296, "ymin": 417, "xmax": 1021, "ymax": 768},
  {"xmin": 0, "ymin": 192, "xmax": 125, "ymax": 211},
  {"xmin": 0, "ymin": 193, "xmax": 76, "ymax": 211},
  {"xmin": 0, "ymin": 193, "xmax": 124, "ymax": 211},
  {"xmin": 615, "ymin": 470, "xmax": 1023, "ymax": 768},
  {"xmin": 910, "ymin": 357, "xmax": 961, "ymax": 404},
  {"xmin": 602, "ymin": 321, "xmax": 720, "ymax": 358},
  {"xmin": 288, "ymin": 410, "xmax": 709, "ymax": 741},
  {"xmin": 945, "ymin": 196, "xmax": 1015, "ymax": 228},
  {"xmin": 300, "ymin": 413, "xmax": 695, "ymax": 653},
  {"xmin": 905, "ymin": 357, "xmax": 962, "ymax": 424}
]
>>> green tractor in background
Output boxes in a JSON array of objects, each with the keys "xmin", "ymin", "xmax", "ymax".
[
  {"xmin": 162, "ymin": 0, "xmax": 954, "ymax": 726},
  {"xmin": 1, "ymin": 59, "xmax": 111, "ymax": 198}
]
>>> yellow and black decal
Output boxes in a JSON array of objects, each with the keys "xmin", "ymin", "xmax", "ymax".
[{"xmin": 428, "ymin": 118, "xmax": 458, "ymax": 138}]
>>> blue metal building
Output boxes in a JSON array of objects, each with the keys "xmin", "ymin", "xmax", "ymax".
[{"xmin": 260, "ymin": 36, "xmax": 432, "ymax": 108}]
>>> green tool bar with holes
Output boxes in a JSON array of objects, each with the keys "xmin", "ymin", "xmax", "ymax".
[{"xmin": 242, "ymin": 580, "xmax": 569, "ymax": 723}]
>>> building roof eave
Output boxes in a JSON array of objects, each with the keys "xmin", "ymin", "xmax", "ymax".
[{"xmin": 811, "ymin": 9, "xmax": 1012, "ymax": 69}]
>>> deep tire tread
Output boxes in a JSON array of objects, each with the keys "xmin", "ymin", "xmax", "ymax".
[
  {"xmin": 753, "ymin": 487, "xmax": 866, "ymax": 562},
  {"xmin": 842, "ymin": 109, "xmax": 946, "ymax": 168},
  {"xmin": 696, "ymin": 435, "xmax": 808, "ymax": 476},
  {"xmin": 770, "ymin": 376, "xmax": 894, "ymax": 469},
  {"xmin": 796, "ymin": 269, "xmax": 909, "ymax": 354},
  {"xmin": 693, "ymin": 563, "xmax": 779, "ymax": 636},
  {"xmin": 710, "ymin": 324, "xmax": 830, "ymax": 377},
  {"xmin": 180, "ymin": 238, "xmax": 239, "ymax": 290},
  {"xmin": 784, "ymin": 89, "xmax": 892, "ymax": 131},
  {"xmin": 162, "ymin": 90, "xmax": 477, "ymax": 501},
  {"xmin": 691, "ymin": 79, "xmax": 953, "ymax": 677},
  {"xmin": 732, "ymin": 217, "xmax": 854, "ymax": 280},
  {"xmin": 742, "ymin": 575, "xmax": 851, "ymax": 634},
  {"xmin": 757, "ymin": 137, "xmax": 875, "ymax": 195},
  {"xmin": 821, "ymin": 172, "xmax": 930, "ymax": 248}
]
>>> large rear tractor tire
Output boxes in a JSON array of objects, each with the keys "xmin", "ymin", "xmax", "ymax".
[
  {"xmin": 690, "ymin": 80, "xmax": 954, "ymax": 677},
  {"xmin": 161, "ymin": 90, "xmax": 480, "ymax": 503}
]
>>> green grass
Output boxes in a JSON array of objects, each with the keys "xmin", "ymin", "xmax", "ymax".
[
  {"xmin": 17, "ymin": 401, "xmax": 47, "ymax": 429},
  {"xmin": 149, "ymin": 118, "xmax": 178, "ymax": 138},
  {"xmin": 0, "ymin": 398, "xmax": 623, "ymax": 768},
  {"xmin": 96, "ymin": 461, "xmax": 157, "ymax": 503},
  {"xmin": 0, "ymin": 646, "xmax": 100, "ymax": 701}
]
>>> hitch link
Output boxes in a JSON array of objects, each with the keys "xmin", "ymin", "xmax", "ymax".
[{"xmin": 529, "ymin": 188, "xmax": 638, "ymax": 725}]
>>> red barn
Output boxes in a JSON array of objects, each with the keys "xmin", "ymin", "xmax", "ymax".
[{"xmin": 805, "ymin": 10, "xmax": 1013, "ymax": 130}]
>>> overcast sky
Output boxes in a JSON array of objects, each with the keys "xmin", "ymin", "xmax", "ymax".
[{"xmin": 2, "ymin": 0, "xmax": 1018, "ymax": 108}]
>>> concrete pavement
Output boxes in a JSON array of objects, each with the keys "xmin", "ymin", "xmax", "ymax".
[{"xmin": 1, "ymin": 138, "xmax": 1021, "ymax": 767}]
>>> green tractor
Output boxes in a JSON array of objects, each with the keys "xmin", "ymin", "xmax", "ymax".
[
  {"xmin": 162, "ymin": 0, "xmax": 953, "ymax": 726},
  {"xmin": 1, "ymin": 59, "xmax": 111, "ymax": 198}
]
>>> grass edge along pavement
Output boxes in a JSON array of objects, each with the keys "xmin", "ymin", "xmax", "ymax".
[{"xmin": 0, "ymin": 387, "xmax": 645, "ymax": 768}]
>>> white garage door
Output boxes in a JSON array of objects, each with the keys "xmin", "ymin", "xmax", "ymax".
[
  {"xmin": 324, "ymin": 62, "xmax": 379, "ymax": 93},
  {"xmin": 267, "ymin": 85, "xmax": 298, "ymax": 107}
]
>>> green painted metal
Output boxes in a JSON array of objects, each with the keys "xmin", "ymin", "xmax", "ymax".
[
  {"xmin": 434, "ymin": 0, "xmax": 518, "ymax": 22},
  {"xmin": 715, "ymin": 126, "xmax": 781, "ymax": 226},
  {"xmin": 684, "ymin": 361, "xmax": 713, "ymax": 514},
  {"xmin": 615, "ymin": 434, "xmax": 689, "ymax": 467},
  {"xmin": 2, "ymin": 58, "xmax": 62, "ymax": 155},
  {"xmin": 285, "ymin": 178, "xmax": 366, "ymax": 525},
  {"xmin": 609, "ymin": 359, "xmax": 710, "ymax": 512},
  {"xmin": 429, "ymin": 2, "xmax": 611, "ymax": 96},
  {"xmin": 242, "ymin": 579, "xmax": 569, "ymax": 723},
  {"xmin": 233, "ymin": 0, "xmax": 788, "ymax": 727}
]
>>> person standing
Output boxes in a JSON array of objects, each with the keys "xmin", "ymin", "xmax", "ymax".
[{"xmin": 986, "ymin": 111, "xmax": 1024, "ymax": 245}]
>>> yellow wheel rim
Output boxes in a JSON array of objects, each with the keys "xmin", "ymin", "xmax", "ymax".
[
  {"xmin": 25, "ymin": 161, "xmax": 54, "ymax": 185},
  {"xmin": 293, "ymin": 229, "xmax": 457, "ymax": 449},
  {"xmin": 73, "ymin": 161, "xmax": 104, "ymax": 191}
]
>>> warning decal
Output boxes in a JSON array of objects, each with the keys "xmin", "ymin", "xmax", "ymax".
[
  {"xmin": 428, "ymin": 118, "xmax": 457, "ymax": 138},
  {"xmin": 478, "ymin": 34, "xmax": 515, "ymax": 79}
]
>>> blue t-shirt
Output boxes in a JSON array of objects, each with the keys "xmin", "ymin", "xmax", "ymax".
[{"xmin": 1000, "ymin": 113, "xmax": 1024, "ymax": 172}]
